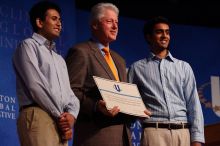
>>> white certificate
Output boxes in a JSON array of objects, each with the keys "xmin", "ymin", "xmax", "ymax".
[{"xmin": 93, "ymin": 76, "xmax": 149, "ymax": 118}]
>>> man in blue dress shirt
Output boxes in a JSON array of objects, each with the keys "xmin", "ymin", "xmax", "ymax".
[
  {"xmin": 128, "ymin": 16, "xmax": 204, "ymax": 146},
  {"xmin": 12, "ymin": 1, "xmax": 79, "ymax": 146}
]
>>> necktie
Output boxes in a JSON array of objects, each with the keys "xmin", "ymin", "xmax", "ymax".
[{"xmin": 102, "ymin": 48, "xmax": 119, "ymax": 81}]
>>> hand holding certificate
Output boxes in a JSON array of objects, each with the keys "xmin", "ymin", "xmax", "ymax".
[{"xmin": 93, "ymin": 76, "xmax": 150, "ymax": 118}]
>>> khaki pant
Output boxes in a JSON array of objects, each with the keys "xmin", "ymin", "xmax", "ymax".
[
  {"xmin": 17, "ymin": 107, "xmax": 67, "ymax": 146},
  {"xmin": 141, "ymin": 128, "xmax": 190, "ymax": 146}
]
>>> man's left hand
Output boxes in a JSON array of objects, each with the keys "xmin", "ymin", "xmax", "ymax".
[
  {"xmin": 61, "ymin": 128, "xmax": 73, "ymax": 142},
  {"xmin": 59, "ymin": 112, "xmax": 75, "ymax": 128},
  {"xmin": 191, "ymin": 142, "xmax": 202, "ymax": 146}
]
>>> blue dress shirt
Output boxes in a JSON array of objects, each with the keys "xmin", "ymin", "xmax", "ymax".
[
  {"xmin": 128, "ymin": 52, "xmax": 204, "ymax": 143},
  {"xmin": 13, "ymin": 33, "xmax": 80, "ymax": 119}
]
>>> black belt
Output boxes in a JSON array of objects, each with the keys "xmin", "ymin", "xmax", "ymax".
[
  {"xmin": 142, "ymin": 123, "xmax": 190, "ymax": 130},
  {"xmin": 19, "ymin": 103, "xmax": 39, "ymax": 112}
]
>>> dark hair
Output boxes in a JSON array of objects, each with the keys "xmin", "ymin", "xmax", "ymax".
[
  {"xmin": 29, "ymin": 0, "xmax": 61, "ymax": 32},
  {"xmin": 143, "ymin": 16, "xmax": 170, "ymax": 36}
]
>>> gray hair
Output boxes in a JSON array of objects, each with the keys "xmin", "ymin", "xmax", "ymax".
[{"xmin": 89, "ymin": 2, "xmax": 119, "ymax": 25}]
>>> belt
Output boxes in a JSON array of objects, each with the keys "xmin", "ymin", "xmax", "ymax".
[
  {"xmin": 19, "ymin": 103, "xmax": 39, "ymax": 112},
  {"xmin": 142, "ymin": 122, "xmax": 190, "ymax": 130}
]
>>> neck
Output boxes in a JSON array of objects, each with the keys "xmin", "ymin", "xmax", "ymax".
[
  {"xmin": 151, "ymin": 48, "xmax": 168, "ymax": 59},
  {"xmin": 100, "ymin": 41, "xmax": 109, "ymax": 48},
  {"xmin": 93, "ymin": 36, "xmax": 109, "ymax": 47},
  {"xmin": 37, "ymin": 31, "xmax": 53, "ymax": 42}
]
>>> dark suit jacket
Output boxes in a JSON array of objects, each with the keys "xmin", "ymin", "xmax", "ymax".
[{"xmin": 66, "ymin": 40, "xmax": 132, "ymax": 146}]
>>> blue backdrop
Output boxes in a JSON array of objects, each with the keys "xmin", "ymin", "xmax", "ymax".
[{"xmin": 0, "ymin": 0, "xmax": 220, "ymax": 146}]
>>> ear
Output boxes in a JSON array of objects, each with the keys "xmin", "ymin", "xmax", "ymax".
[
  {"xmin": 91, "ymin": 21, "xmax": 98, "ymax": 30},
  {"xmin": 36, "ymin": 18, "xmax": 44, "ymax": 29},
  {"xmin": 92, "ymin": 25, "xmax": 97, "ymax": 30},
  {"xmin": 144, "ymin": 34, "xmax": 149, "ymax": 41},
  {"xmin": 144, "ymin": 34, "xmax": 150, "ymax": 41},
  {"xmin": 145, "ymin": 34, "xmax": 153, "ymax": 45}
]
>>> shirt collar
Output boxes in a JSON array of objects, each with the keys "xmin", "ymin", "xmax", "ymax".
[
  {"xmin": 149, "ymin": 51, "xmax": 174, "ymax": 62},
  {"xmin": 32, "ymin": 33, "xmax": 56, "ymax": 52},
  {"xmin": 91, "ymin": 36, "xmax": 109, "ymax": 52}
]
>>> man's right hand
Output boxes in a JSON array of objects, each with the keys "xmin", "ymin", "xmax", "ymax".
[
  {"xmin": 97, "ymin": 100, "xmax": 120, "ymax": 117},
  {"xmin": 58, "ymin": 113, "xmax": 75, "ymax": 142},
  {"xmin": 61, "ymin": 128, "xmax": 73, "ymax": 142},
  {"xmin": 59, "ymin": 113, "xmax": 76, "ymax": 129},
  {"xmin": 138, "ymin": 109, "xmax": 152, "ymax": 121},
  {"xmin": 144, "ymin": 109, "xmax": 152, "ymax": 117}
]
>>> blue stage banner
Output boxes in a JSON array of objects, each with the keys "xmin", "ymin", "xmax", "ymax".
[{"xmin": 0, "ymin": 0, "xmax": 76, "ymax": 145}]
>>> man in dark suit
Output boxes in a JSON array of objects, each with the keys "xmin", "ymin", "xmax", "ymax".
[{"xmin": 66, "ymin": 2, "xmax": 133, "ymax": 146}]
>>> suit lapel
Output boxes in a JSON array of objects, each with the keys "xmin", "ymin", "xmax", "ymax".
[
  {"xmin": 88, "ymin": 41, "xmax": 116, "ymax": 80},
  {"xmin": 111, "ymin": 51, "xmax": 124, "ymax": 81}
]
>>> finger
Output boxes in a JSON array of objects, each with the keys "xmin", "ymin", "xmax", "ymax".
[
  {"xmin": 144, "ymin": 109, "xmax": 152, "ymax": 116},
  {"xmin": 99, "ymin": 100, "xmax": 106, "ymax": 106},
  {"xmin": 65, "ymin": 114, "xmax": 75, "ymax": 123},
  {"xmin": 108, "ymin": 106, "xmax": 120, "ymax": 117},
  {"xmin": 59, "ymin": 120, "xmax": 69, "ymax": 125},
  {"xmin": 58, "ymin": 120, "xmax": 69, "ymax": 126},
  {"xmin": 111, "ymin": 106, "xmax": 119, "ymax": 110},
  {"xmin": 111, "ymin": 106, "xmax": 120, "ymax": 113},
  {"xmin": 61, "ymin": 127, "xmax": 71, "ymax": 133},
  {"xmin": 62, "ymin": 129, "xmax": 73, "ymax": 140},
  {"xmin": 59, "ymin": 113, "xmax": 67, "ymax": 119},
  {"xmin": 59, "ymin": 124, "xmax": 70, "ymax": 129},
  {"xmin": 59, "ymin": 116, "xmax": 67, "ymax": 123},
  {"xmin": 97, "ymin": 100, "xmax": 107, "ymax": 112}
]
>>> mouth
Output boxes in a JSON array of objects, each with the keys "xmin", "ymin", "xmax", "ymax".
[
  {"xmin": 160, "ymin": 39, "xmax": 168, "ymax": 45},
  {"xmin": 111, "ymin": 31, "xmax": 117, "ymax": 35},
  {"xmin": 54, "ymin": 28, "xmax": 61, "ymax": 33}
]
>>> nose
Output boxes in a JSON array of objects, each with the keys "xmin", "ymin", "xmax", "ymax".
[
  {"xmin": 161, "ymin": 31, "xmax": 169, "ymax": 38},
  {"xmin": 57, "ymin": 20, "xmax": 61, "ymax": 26},
  {"xmin": 112, "ymin": 22, "xmax": 118, "ymax": 29},
  {"xmin": 57, "ymin": 20, "xmax": 62, "ymax": 30}
]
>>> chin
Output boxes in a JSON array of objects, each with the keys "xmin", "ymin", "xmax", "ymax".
[
  {"xmin": 111, "ymin": 37, "xmax": 117, "ymax": 41},
  {"xmin": 160, "ymin": 45, "xmax": 168, "ymax": 49},
  {"xmin": 53, "ymin": 34, "xmax": 60, "ymax": 38}
]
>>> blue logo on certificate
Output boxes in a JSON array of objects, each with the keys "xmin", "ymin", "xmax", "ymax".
[{"xmin": 113, "ymin": 84, "xmax": 122, "ymax": 92}]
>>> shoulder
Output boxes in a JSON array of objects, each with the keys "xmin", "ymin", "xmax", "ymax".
[
  {"xmin": 128, "ymin": 58, "xmax": 147, "ymax": 76},
  {"xmin": 13, "ymin": 37, "xmax": 39, "ymax": 63},
  {"xmin": 70, "ymin": 40, "xmax": 96, "ymax": 51},
  {"xmin": 14, "ymin": 37, "xmax": 38, "ymax": 55},
  {"xmin": 65, "ymin": 40, "xmax": 96, "ymax": 63},
  {"xmin": 130, "ymin": 58, "xmax": 147, "ymax": 69},
  {"xmin": 18, "ymin": 37, "xmax": 37, "ymax": 48},
  {"xmin": 66, "ymin": 40, "xmax": 95, "ymax": 57},
  {"xmin": 73, "ymin": 41, "xmax": 90, "ymax": 49},
  {"xmin": 172, "ymin": 58, "xmax": 194, "ymax": 76},
  {"xmin": 173, "ymin": 58, "xmax": 192, "ymax": 70}
]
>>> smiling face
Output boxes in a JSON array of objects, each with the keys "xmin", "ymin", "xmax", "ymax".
[
  {"xmin": 92, "ymin": 9, "xmax": 118, "ymax": 46},
  {"xmin": 147, "ymin": 23, "xmax": 170, "ymax": 53},
  {"xmin": 37, "ymin": 9, "xmax": 62, "ymax": 41}
]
